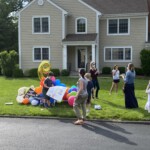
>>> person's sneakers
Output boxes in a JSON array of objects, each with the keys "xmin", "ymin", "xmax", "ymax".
[{"xmin": 44, "ymin": 103, "xmax": 49, "ymax": 108}]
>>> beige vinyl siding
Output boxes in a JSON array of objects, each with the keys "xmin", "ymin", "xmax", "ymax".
[
  {"xmin": 20, "ymin": 0, "xmax": 63, "ymax": 71},
  {"xmin": 52, "ymin": 0, "xmax": 97, "ymax": 34},
  {"xmin": 99, "ymin": 17, "xmax": 146, "ymax": 69}
]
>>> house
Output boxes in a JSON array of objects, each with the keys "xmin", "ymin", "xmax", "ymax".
[{"xmin": 18, "ymin": 0, "xmax": 149, "ymax": 74}]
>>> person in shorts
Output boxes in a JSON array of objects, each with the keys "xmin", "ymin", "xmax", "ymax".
[{"xmin": 109, "ymin": 65, "xmax": 120, "ymax": 95}]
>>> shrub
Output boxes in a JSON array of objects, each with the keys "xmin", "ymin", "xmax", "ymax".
[
  {"xmin": 61, "ymin": 69, "xmax": 70, "ymax": 76},
  {"xmin": 102, "ymin": 67, "xmax": 111, "ymax": 74},
  {"xmin": 135, "ymin": 67, "xmax": 144, "ymax": 76},
  {"xmin": 119, "ymin": 67, "xmax": 126, "ymax": 74},
  {"xmin": 13, "ymin": 68, "xmax": 24, "ymax": 78},
  {"xmin": 0, "ymin": 50, "xmax": 18, "ymax": 77},
  {"xmin": 51, "ymin": 68, "xmax": 60, "ymax": 77},
  {"xmin": 140, "ymin": 49, "xmax": 150, "ymax": 75},
  {"xmin": 28, "ymin": 68, "xmax": 38, "ymax": 77}
]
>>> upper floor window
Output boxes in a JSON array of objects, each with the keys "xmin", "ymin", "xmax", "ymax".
[
  {"xmin": 33, "ymin": 16, "xmax": 50, "ymax": 34},
  {"xmin": 108, "ymin": 19, "xmax": 129, "ymax": 35},
  {"xmin": 104, "ymin": 47, "xmax": 132, "ymax": 62},
  {"xmin": 76, "ymin": 17, "xmax": 87, "ymax": 33},
  {"xmin": 33, "ymin": 47, "xmax": 50, "ymax": 61}
]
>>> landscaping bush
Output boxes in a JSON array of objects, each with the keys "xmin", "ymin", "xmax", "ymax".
[
  {"xmin": 61, "ymin": 69, "xmax": 70, "ymax": 76},
  {"xmin": 13, "ymin": 67, "xmax": 24, "ymax": 78},
  {"xmin": 119, "ymin": 66, "xmax": 126, "ymax": 74},
  {"xmin": 51, "ymin": 68, "xmax": 60, "ymax": 76},
  {"xmin": 102, "ymin": 67, "xmax": 111, "ymax": 74},
  {"xmin": 28, "ymin": 68, "xmax": 38, "ymax": 77},
  {"xmin": 0, "ymin": 50, "xmax": 18, "ymax": 77},
  {"xmin": 140, "ymin": 49, "xmax": 150, "ymax": 75},
  {"xmin": 135, "ymin": 67, "xmax": 144, "ymax": 76}
]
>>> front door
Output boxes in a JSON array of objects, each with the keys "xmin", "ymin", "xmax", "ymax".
[{"xmin": 76, "ymin": 47, "xmax": 87, "ymax": 70}]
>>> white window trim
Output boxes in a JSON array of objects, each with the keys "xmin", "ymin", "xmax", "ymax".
[
  {"xmin": 75, "ymin": 17, "xmax": 87, "ymax": 34},
  {"xmin": 107, "ymin": 18, "xmax": 130, "ymax": 36},
  {"xmin": 32, "ymin": 46, "xmax": 50, "ymax": 62},
  {"xmin": 104, "ymin": 46, "xmax": 132, "ymax": 62},
  {"xmin": 32, "ymin": 16, "xmax": 50, "ymax": 34}
]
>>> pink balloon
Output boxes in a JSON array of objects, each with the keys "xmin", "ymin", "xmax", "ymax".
[
  {"xmin": 68, "ymin": 96, "xmax": 75, "ymax": 107},
  {"xmin": 51, "ymin": 76, "xmax": 56, "ymax": 81}
]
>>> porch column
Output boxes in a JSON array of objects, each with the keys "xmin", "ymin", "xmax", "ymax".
[
  {"xmin": 63, "ymin": 44, "xmax": 67, "ymax": 69},
  {"xmin": 92, "ymin": 44, "xmax": 96, "ymax": 62}
]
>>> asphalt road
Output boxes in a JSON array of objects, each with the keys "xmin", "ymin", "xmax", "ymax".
[{"xmin": 0, "ymin": 117, "xmax": 150, "ymax": 150}]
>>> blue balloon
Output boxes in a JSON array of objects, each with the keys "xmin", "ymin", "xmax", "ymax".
[
  {"xmin": 54, "ymin": 79, "xmax": 61, "ymax": 86},
  {"xmin": 59, "ymin": 83, "xmax": 66, "ymax": 87}
]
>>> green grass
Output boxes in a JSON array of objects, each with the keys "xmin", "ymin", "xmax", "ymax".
[{"xmin": 0, "ymin": 76, "xmax": 150, "ymax": 121}]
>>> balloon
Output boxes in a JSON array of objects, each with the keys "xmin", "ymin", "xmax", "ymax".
[
  {"xmin": 31, "ymin": 100, "xmax": 39, "ymax": 106},
  {"xmin": 59, "ymin": 83, "xmax": 66, "ymax": 87},
  {"xmin": 70, "ymin": 91, "xmax": 77, "ymax": 96},
  {"xmin": 68, "ymin": 88, "xmax": 72, "ymax": 93},
  {"xmin": 54, "ymin": 79, "xmax": 61, "ymax": 86},
  {"xmin": 71, "ymin": 85, "xmax": 77, "ymax": 89},
  {"xmin": 16, "ymin": 95, "xmax": 24, "ymax": 103},
  {"xmin": 38, "ymin": 61, "xmax": 51, "ymax": 80},
  {"xmin": 51, "ymin": 76, "xmax": 56, "ymax": 81},
  {"xmin": 63, "ymin": 92, "xmax": 68, "ymax": 100},
  {"xmin": 40, "ymin": 77, "xmax": 45, "ymax": 86},
  {"xmin": 22, "ymin": 98, "xmax": 30, "ymax": 105},
  {"xmin": 71, "ymin": 88, "xmax": 77, "ymax": 92},
  {"xmin": 29, "ymin": 97, "xmax": 34, "ymax": 103},
  {"xmin": 35, "ymin": 86, "xmax": 42, "ymax": 94},
  {"xmin": 68, "ymin": 96, "xmax": 75, "ymax": 106},
  {"xmin": 66, "ymin": 93, "xmax": 71, "ymax": 100}
]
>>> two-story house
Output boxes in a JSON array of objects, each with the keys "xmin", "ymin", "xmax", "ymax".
[{"xmin": 18, "ymin": 0, "xmax": 149, "ymax": 74}]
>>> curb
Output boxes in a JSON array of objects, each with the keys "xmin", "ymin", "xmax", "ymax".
[{"xmin": 0, "ymin": 115, "xmax": 150, "ymax": 125}]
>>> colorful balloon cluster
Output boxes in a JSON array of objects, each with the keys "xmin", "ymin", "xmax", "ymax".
[{"xmin": 16, "ymin": 76, "xmax": 78, "ymax": 107}]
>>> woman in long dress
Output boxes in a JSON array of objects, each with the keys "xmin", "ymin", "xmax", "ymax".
[
  {"xmin": 121, "ymin": 63, "xmax": 138, "ymax": 108},
  {"xmin": 145, "ymin": 80, "xmax": 150, "ymax": 113}
]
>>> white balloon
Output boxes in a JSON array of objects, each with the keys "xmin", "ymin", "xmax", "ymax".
[
  {"xmin": 31, "ymin": 100, "xmax": 39, "ymax": 106},
  {"xmin": 16, "ymin": 95, "xmax": 24, "ymax": 103}
]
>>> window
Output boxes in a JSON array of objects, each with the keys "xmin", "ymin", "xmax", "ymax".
[
  {"xmin": 104, "ymin": 47, "xmax": 132, "ymax": 61},
  {"xmin": 33, "ymin": 47, "xmax": 49, "ymax": 61},
  {"xmin": 33, "ymin": 16, "xmax": 50, "ymax": 33},
  {"xmin": 108, "ymin": 19, "xmax": 129, "ymax": 34},
  {"xmin": 76, "ymin": 18, "xmax": 87, "ymax": 33}
]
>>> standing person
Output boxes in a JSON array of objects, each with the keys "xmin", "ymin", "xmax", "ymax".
[
  {"xmin": 109, "ymin": 65, "xmax": 120, "ymax": 95},
  {"xmin": 89, "ymin": 61, "xmax": 100, "ymax": 99},
  {"xmin": 121, "ymin": 63, "xmax": 138, "ymax": 108},
  {"xmin": 73, "ymin": 69, "xmax": 88, "ymax": 125},
  {"xmin": 145, "ymin": 80, "xmax": 150, "ymax": 113},
  {"xmin": 84, "ymin": 73, "xmax": 94, "ymax": 115},
  {"xmin": 42, "ymin": 72, "xmax": 54, "ymax": 108}
]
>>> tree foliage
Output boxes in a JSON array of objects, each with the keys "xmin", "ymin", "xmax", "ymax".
[{"xmin": 0, "ymin": 0, "xmax": 32, "ymax": 52}]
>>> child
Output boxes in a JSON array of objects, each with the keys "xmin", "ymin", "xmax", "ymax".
[
  {"xmin": 145, "ymin": 80, "xmax": 150, "ymax": 113},
  {"xmin": 84, "ymin": 73, "xmax": 94, "ymax": 115},
  {"xmin": 42, "ymin": 72, "xmax": 54, "ymax": 108},
  {"xmin": 109, "ymin": 65, "xmax": 120, "ymax": 95},
  {"xmin": 89, "ymin": 61, "xmax": 100, "ymax": 99}
]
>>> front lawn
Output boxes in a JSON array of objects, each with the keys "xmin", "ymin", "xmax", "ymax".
[{"xmin": 0, "ymin": 76, "xmax": 150, "ymax": 121}]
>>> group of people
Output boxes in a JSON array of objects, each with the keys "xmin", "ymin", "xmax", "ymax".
[{"xmin": 41, "ymin": 61, "xmax": 149, "ymax": 125}]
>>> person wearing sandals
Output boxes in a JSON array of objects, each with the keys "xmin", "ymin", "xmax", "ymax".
[
  {"xmin": 84, "ymin": 73, "xmax": 94, "ymax": 116},
  {"xmin": 42, "ymin": 72, "xmax": 54, "ymax": 108},
  {"xmin": 73, "ymin": 69, "xmax": 88, "ymax": 125},
  {"xmin": 109, "ymin": 65, "xmax": 120, "ymax": 95},
  {"xmin": 121, "ymin": 63, "xmax": 138, "ymax": 108},
  {"xmin": 89, "ymin": 61, "xmax": 100, "ymax": 99}
]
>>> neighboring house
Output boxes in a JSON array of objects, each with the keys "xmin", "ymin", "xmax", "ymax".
[{"xmin": 18, "ymin": 0, "xmax": 149, "ymax": 74}]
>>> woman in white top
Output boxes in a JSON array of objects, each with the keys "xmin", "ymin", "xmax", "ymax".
[
  {"xmin": 145, "ymin": 80, "xmax": 150, "ymax": 113},
  {"xmin": 109, "ymin": 65, "xmax": 120, "ymax": 94}
]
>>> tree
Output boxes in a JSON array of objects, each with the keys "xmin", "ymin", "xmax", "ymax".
[{"xmin": 0, "ymin": 0, "xmax": 32, "ymax": 52}]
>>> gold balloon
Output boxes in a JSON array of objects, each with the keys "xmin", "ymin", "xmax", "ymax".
[{"xmin": 38, "ymin": 61, "xmax": 51, "ymax": 80}]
